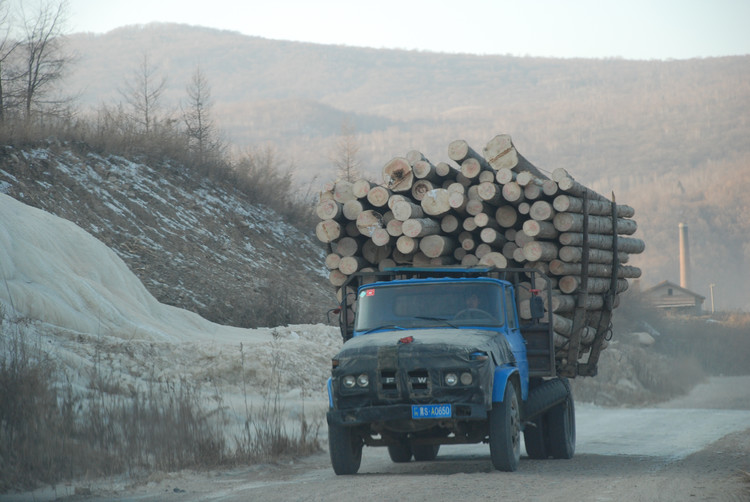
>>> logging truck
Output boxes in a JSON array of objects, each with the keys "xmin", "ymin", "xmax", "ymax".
[{"xmin": 326, "ymin": 266, "xmax": 577, "ymax": 474}]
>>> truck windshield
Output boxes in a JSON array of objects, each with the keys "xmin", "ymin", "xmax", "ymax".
[{"xmin": 354, "ymin": 281, "xmax": 505, "ymax": 333}]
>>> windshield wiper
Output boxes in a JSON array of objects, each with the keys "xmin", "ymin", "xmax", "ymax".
[
  {"xmin": 363, "ymin": 324, "xmax": 408, "ymax": 334},
  {"xmin": 414, "ymin": 316, "xmax": 459, "ymax": 329}
]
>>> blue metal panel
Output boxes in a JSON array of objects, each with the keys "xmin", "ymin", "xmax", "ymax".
[
  {"xmin": 492, "ymin": 365, "xmax": 518, "ymax": 402},
  {"xmin": 327, "ymin": 377, "xmax": 333, "ymax": 409}
]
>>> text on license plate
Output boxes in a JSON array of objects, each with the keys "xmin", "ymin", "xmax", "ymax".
[{"xmin": 412, "ymin": 404, "xmax": 452, "ymax": 419}]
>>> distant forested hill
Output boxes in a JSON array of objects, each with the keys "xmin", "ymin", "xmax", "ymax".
[{"xmin": 64, "ymin": 24, "xmax": 750, "ymax": 309}]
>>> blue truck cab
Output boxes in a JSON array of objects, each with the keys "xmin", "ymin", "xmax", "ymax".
[{"xmin": 326, "ymin": 267, "xmax": 576, "ymax": 474}]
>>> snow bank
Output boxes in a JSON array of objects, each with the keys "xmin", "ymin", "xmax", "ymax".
[{"xmin": 0, "ymin": 193, "xmax": 342, "ymax": 400}]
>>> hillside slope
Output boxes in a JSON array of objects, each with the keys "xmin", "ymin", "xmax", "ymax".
[{"xmin": 0, "ymin": 143, "xmax": 332, "ymax": 328}]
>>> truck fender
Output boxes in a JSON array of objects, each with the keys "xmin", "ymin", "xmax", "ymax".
[
  {"xmin": 491, "ymin": 365, "xmax": 519, "ymax": 403},
  {"xmin": 327, "ymin": 377, "xmax": 333, "ymax": 409}
]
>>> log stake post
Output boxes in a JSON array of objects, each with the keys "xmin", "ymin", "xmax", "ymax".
[
  {"xmin": 580, "ymin": 193, "xmax": 619, "ymax": 377},
  {"xmin": 564, "ymin": 190, "xmax": 589, "ymax": 377}
]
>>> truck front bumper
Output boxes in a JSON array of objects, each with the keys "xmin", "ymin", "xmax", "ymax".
[{"xmin": 327, "ymin": 402, "xmax": 489, "ymax": 427}]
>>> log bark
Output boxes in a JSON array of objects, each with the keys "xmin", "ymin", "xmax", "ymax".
[
  {"xmin": 553, "ymin": 212, "xmax": 638, "ymax": 235},
  {"xmin": 548, "ymin": 259, "xmax": 642, "ymax": 279},
  {"xmin": 413, "ymin": 159, "xmax": 443, "ymax": 182},
  {"xmin": 558, "ymin": 276, "xmax": 629, "ymax": 294},
  {"xmin": 558, "ymin": 246, "xmax": 631, "ymax": 265},
  {"xmin": 402, "ymin": 217, "xmax": 442, "ymax": 238},
  {"xmin": 420, "ymin": 235, "xmax": 456, "ymax": 258},
  {"xmin": 316, "ymin": 199, "xmax": 343, "ymax": 221},
  {"xmin": 558, "ymin": 232, "xmax": 646, "ymax": 253},
  {"xmin": 523, "ymin": 241, "xmax": 559, "ymax": 262},
  {"xmin": 483, "ymin": 134, "xmax": 549, "ymax": 179},
  {"xmin": 460, "ymin": 157, "xmax": 492, "ymax": 179},
  {"xmin": 522, "ymin": 219, "xmax": 558, "ymax": 239},
  {"xmin": 392, "ymin": 199, "xmax": 424, "ymax": 221},
  {"xmin": 477, "ymin": 181, "xmax": 504, "ymax": 205},
  {"xmin": 362, "ymin": 239, "xmax": 392, "ymax": 264},
  {"xmin": 480, "ymin": 227, "xmax": 507, "ymax": 246},
  {"xmin": 553, "ymin": 194, "xmax": 635, "ymax": 218}
]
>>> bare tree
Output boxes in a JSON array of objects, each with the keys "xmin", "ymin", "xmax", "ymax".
[
  {"xmin": 18, "ymin": 0, "xmax": 72, "ymax": 121},
  {"xmin": 331, "ymin": 118, "xmax": 361, "ymax": 182},
  {"xmin": 0, "ymin": 1, "xmax": 20, "ymax": 124},
  {"xmin": 120, "ymin": 52, "xmax": 167, "ymax": 134},
  {"xmin": 181, "ymin": 66, "xmax": 223, "ymax": 165}
]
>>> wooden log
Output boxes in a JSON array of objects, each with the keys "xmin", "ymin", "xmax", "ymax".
[
  {"xmin": 460, "ymin": 157, "xmax": 493, "ymax": 179},
  {"xmin": 370, "ymin": 228, "xmax": 391, "ymax": 247},
  {"xmin": 558, "ymin": 246, "xmax": 631, "ymax": 265},
  {"xmin": 461, "ymin": 234, "xmax": 477, "ymax": 251},
  {"xmin": 339, "ymin": 255, "xmax": 369, "ymax": 275},
  {"xmin": 441, "ymin": 214, "xmax": 461, "ymax": 234},
  {"xmin": 392, "ymin": 199, "xmax": 424, "ymax": 221},
  {"xmin": 478, "ymin": 251, "xmax": 508, "ymax": 268},
  {"xmin": 413, "ymin": 159, "xmax": 443, "ymax": 182},
  {"xmin": 480, "ymin": 227, "xmax": 507, "ymax": 246},
  {"xmin": 366, "ymin": 186, "xmax": 391, "ymax": 207},
  {"xmin": 462, "ymin": 216, "xmax": 478, "ymax": 232},
  {"xmin": 325, "ymin": 253, "xmax": 341, "ymax": 270},
  {"xmin": 448, "ymin": 191, "xmax": 468, "ymax": 214},
  {"xmin": 474, "ymin": 212, "xmax": 501, "ymax": 229},
  {"xmin": 477, "ymin": 181, "xmax": 504, "ymax": 205},
  {"xmin": 518, "ymin": 202, "xmax": 531, "ymax": 215},
  {"xmin": 514, "ymin": 229, "xmax": 534, "ymax": 247},
  {"xmin": 523, "ymin": 241, "xmax": 559, "ymax": 262},
  {"xmin": 466, "ymin": 199, "xmax": 492, "ymax": 216},
  {"xmin": 475, "ymin": 243, "xmax": 492, "ymax": 258},
  {"xmin": 316, "ymin": 198, "xmax": 343, "ymax": 221},
  {"xmin": 461, "ymin": 254, "xmax": 480, "ymax": 266},
  {"xmin": 387, "ymin": 194, "xmax": 407, "ymax": 210},
  {"xmin": 558, "ymin": 232, "xmax": 646, "ymax": 253},
  {"xmin": 362, "ymin": 240, "xmax": 392, "ymax": 265},
  {"xmin": 316, "ymin": 219, "xmax": 341, "ymax": 243},
  {"xmin": 495, "ymin": 205, "xmax": 518, "ymax": 228},
  {"xmin": 412, "ymin": 252, "xmax": 432, "ymax": 267},
  {"xmin": 382, "ymin": 157, "xmax": 413, "ymax": 192},
  {"xmin": 495, "ymin": 167, "xmax": 516, "ymax": 185},
  {"xmin": 405, "ymin": 150, "xmax": 426, "ymax": 165},
  {"xmin": 553, "ymin": 194, "xmax": 635, "ymax": 218},
  {"xmin": 542, "ymin": 179, "xmax": 559, "ymax": 197},
  {"xmin": 344, "ymin": 221, "xmax": 360, "ymax": 237},
  {"xmin": 436, "ymin": 161, "xmax": 458, "ymax": 178},
  {"xmin": 430, "ymin": 256, "xmax": 456, "ymax": 266},
  {"xmin": 524, "ymin": 183, "xmax": 543, "ymax": 200},
  {"xmin": 396, "ymin": 235, "xmax": 419, "ymax": 255},
  {"xmin": 483, "ymin": 134, "xmax": 549, "ymax": 179},
  {"xmin": 386, "ymin": 218, "xmax": 404, "ymax": 237},
  {"xmin": 448, "ymin": 139, "xmax": 490, "ymax": 169},
  {"xmin": 519, "ymin": 294, "xmax": 606, "ymax": 318},
  {"xmin": 555, "ymin": 173, "xmax": 609, "ymax": 202},
  {"xmin": 548, "ymin": 259, "xmax": 642, "ymax": 279},
  {"xmin": 502, "ymin": 181, "xmax": 525, "ymax": 204},
  {"xmin": 479, "ymin": 170, "xmax": 496, "ymax": 183},
  {"xmin": 420, "ymin": 235, "xmax": 456, "ymax": 258},
  {"xmin": 335, "ymin": 236, "xmax": 362, "ymax": 257},
  {"xmin": 356, "ymin": 210, "xmax": 384, "ymax": 237},
  {"xmin": 553, "ymin": 212, "xmax": 638, "ymax": 235},
  {"xmin": 502, "ymin": 241, "xmax": 518, "ymax": 260},
  {"xmin": 558, "ymin": 276, "xmax": 629, "ymax": 295},
  {"xmin": 378, "ymin": 258, "xmax": 397, "ymax": 271},
  {"xmin": 336, "ymin": 285, "xmax": 356, "ymax": 305},
  {"xmin": 522, "ymin": 219, "xmax": 558, "ymax": 239},
  {"xmin": 529, "ymin": 200, "xmax": 555, "ymax": 221},
  {"xmin": 453, "ymin": 246, "xmax": 468, "ymax": 261},
  {"xmin": 329, "ymin": 269, "xmax": 348, "ymax": 287},
  {"xmin": 402, "ymin": 217, "xmax": 442, "ymax": 238},
  {"xmin": 411, "ymin": 179, "xmax": 434, "ymax": 201},
  {"xmin": 421, "ymin": 188, "xmax": 452, "ymax": 216},
  {"xmin": 343, "ymin": 199, "xmax": 367, "ymax": 220},
  {"xmin": 352, "ymin": 179, "xmax": 375, "ymax": 199},
  {"xmin": 392, "ymin": 248, "xmax": 415, "ymax": 264},
  {"xmin": 333, "ymin": 180, "xmax": 356, "ymax": 203}
]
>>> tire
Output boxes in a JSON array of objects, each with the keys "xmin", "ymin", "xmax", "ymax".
[
  {"xmin": 488, "ymin": 381, "xmax": 521, "ymax": 472},
  {"xmin": 523, "ymin": 415, "xmax": 549, "ymax": 459},
  {"xmin": 546, "ymin": 380, "xmax": 576, "ymax": 460},
  {"xmin": 412, "ymin": 444, "xmax": 440, "ymax": 461},
  {"xmin": 328, "ymin": 423, "xmax": 363, "ymax": 475},
  {"xmin": 387, "ymin": 441, "xmax": 413, "ymax": 463}
]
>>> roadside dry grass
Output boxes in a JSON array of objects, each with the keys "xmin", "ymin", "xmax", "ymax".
[{"xmin": 0, "ymin": 308, "xmax": 321, "ymax": 493}]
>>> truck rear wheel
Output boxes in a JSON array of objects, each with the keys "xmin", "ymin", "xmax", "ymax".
[
  {"xmin": 412, "ymin": 444, "xmax": 440, "ymax": 461},
  {"xmin": 523, "ymin": 415, "xmax": 548, "ymax": 459},
  {"xmin": 489, "ymin": 381, "xmax": 521, "ymax": 471},
  {"xmin": 328, "ymin": 423, "xmax": 363, "ymax": 475},
  {"xmin": 547, "ymin": 382, "xmax": 576, "ymax": 459},
  {"xmin": 387, "ymin": 440, "xmax": 413, "ymax": 462}
]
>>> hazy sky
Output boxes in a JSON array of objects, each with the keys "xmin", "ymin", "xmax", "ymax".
[{"xmin": 64, "ymin": 0, "xmax": 749, "ymax": 60}]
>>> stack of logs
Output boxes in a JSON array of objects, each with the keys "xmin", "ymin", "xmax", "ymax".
[{"xmin": 316, "ymin": 134, "xmax": 644, "ymax": 370}]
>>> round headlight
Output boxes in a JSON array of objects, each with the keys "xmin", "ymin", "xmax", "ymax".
[
  {"xmin": 445, "ymin": 372, "xmax": 458, "ymax": 386},
  {"xmin": 357, "ymin": 373, "xmax": 369, "ymax": 387},
  {"xmin": 460, "ymin": 372, "xmax": 473, "ymax": 385},
  {"xmin": 343, "ymin": 375, "xmax": 356, "ymax": 388}
]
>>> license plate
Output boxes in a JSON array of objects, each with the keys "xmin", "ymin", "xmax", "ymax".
[{"xmin": 412, "ymin": 404, "xmax": 452, "ymax": 419}]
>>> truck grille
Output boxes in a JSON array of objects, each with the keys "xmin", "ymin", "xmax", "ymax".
[{"xmin": 378, "ymin": 369, "xmax": 431, "ymax": 397}]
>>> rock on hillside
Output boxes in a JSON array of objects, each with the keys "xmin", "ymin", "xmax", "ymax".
[{"xmin": 0, "ymin": 142, "xmax": 332, "ymax": 328}]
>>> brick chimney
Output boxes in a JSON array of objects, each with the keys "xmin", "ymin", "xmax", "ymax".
[{"xmin": 678, "ymin": 222, "xmax": 690, "ymax": 290}]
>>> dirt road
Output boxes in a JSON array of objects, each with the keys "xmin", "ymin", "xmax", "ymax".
[{"xmin": 9, "ymin": 376, "xmax": 750, "ymax": 502}]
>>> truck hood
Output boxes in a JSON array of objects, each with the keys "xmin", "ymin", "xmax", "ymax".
[{"xmin": 334, "ymin": 328, "xmax": 514, "ymax": 368}]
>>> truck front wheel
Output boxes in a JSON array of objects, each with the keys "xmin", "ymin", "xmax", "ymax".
[
  {"xmin": 329, "ymin": 423, "xmax": 363, "ymax": 475},
  {"xmin": 488, "ymin": 381, "xmax": 521, "ymax": 471},
  {"xmin": 523, "ymin": 415, "xmax": 548, "ymax": 459}
]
